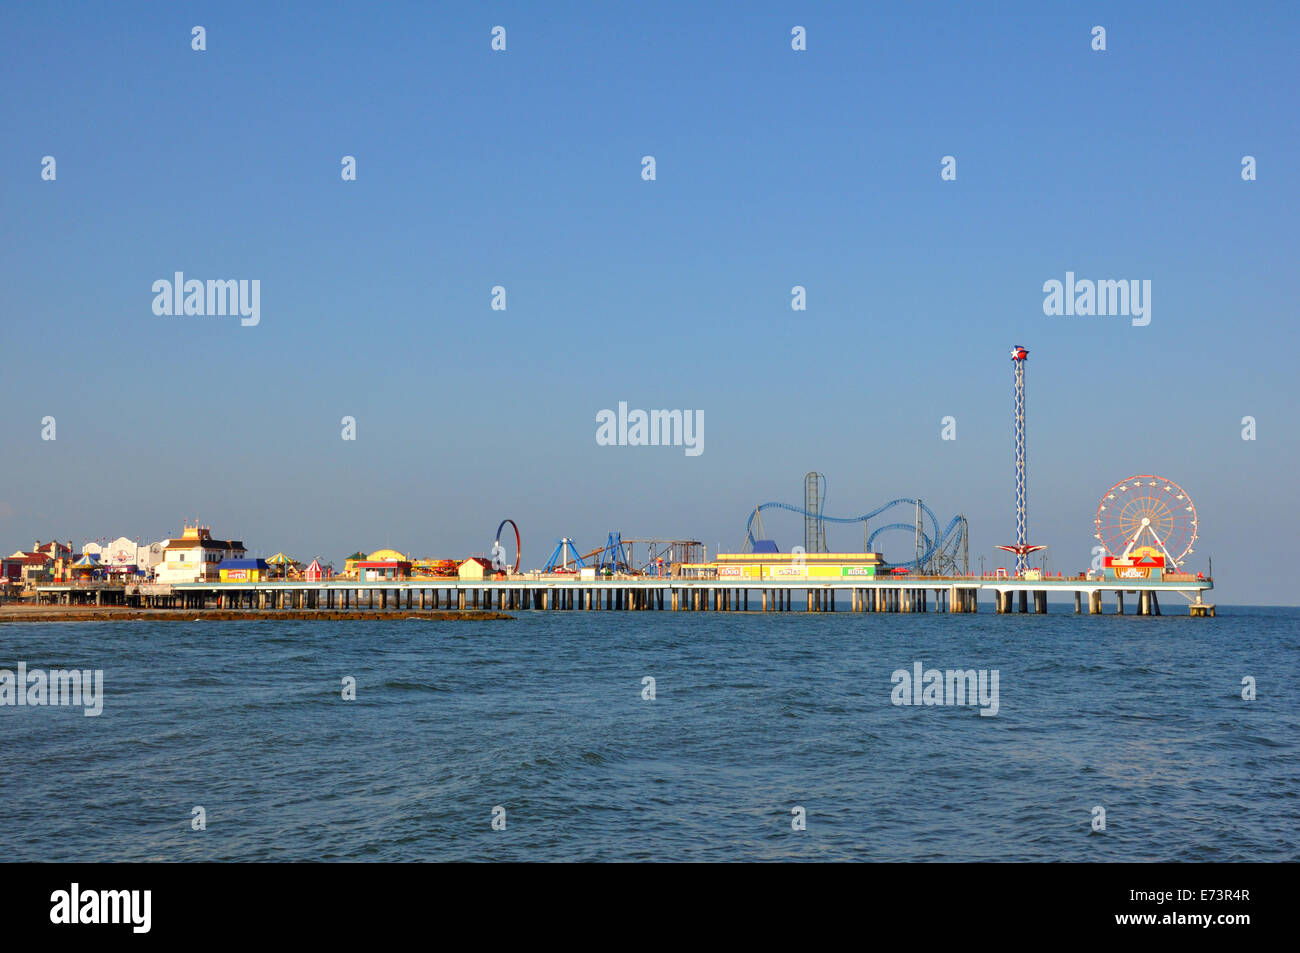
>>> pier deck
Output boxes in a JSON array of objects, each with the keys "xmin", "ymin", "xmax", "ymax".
[{"xmin": 32, "ymin": 575, "xmax": 1215, "ymax": 616}]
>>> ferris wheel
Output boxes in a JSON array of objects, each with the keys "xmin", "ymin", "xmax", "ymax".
[{"xmin": 1094, "ymin": 475, "xmax": 1198, "ymax": 569}]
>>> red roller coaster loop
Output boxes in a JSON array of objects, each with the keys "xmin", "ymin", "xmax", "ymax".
[{"xmin": 493, "ymin": 520, "xmax": 520, "ymax": 574}]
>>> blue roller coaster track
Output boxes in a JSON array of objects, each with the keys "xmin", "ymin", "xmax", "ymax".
[{"xmin": 744, "ymin": 482, "xmax": 966, "ymax": 571}]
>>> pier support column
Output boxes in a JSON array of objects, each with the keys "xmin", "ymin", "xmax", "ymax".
[
  {"xmin": 1074, "ymin": 591, "xmax": 1081, "ymax": 614},
  {"xmin": 1116, "ymin": 591, "xmax": 1124, "ymax": 614}
]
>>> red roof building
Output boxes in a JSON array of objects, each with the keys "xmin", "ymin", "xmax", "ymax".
[{"xmin": 304, "ymin": 558, "xmax": 332, "ymax": 581}]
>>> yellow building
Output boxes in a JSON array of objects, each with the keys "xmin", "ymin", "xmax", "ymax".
[
  {"xmin": 458, "ymin": 557, "xmax": 493, "ymax": 580},
  {"xmin": 218, "ymin": 559, "xmax": 270, "ymax": 582},
  {"xmin": 342, "ymin": 552, "xmax": 367, "ymax": 578},
  {"xmin": 682, "ymin": 552, "xmax": 888, "ymax": 580}
]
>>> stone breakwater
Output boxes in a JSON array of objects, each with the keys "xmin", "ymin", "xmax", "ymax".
[{"xmin": 0, "ymin": 605, "xmax": 511, "ymax": 623}]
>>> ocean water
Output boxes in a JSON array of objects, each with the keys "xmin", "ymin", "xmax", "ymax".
[{"xmin": 1, "ymin": 606, "xmax": 1296, "ymax": 862}]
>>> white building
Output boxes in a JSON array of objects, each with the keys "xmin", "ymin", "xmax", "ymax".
[
  {"xmin": 153, "ymin": 525, "xmax": 247, "ymax": 584},
  {"xmin": 82, "ymin": 536, "xmax": 166, "ymax": 572}
]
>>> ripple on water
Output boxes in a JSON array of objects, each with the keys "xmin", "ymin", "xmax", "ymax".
[{"xmin": 0, "ymin": 608, "xmax": 1296, "ymax": 861}]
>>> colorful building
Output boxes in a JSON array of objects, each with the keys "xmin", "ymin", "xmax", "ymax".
[
  {"xmin": 1104, "ymin": 549, "xmax": 1166, "ymax": 582},
  {"xmin": 681, "ymin": 551, "xmax": 889, "ymax": 580},
  {"xmin": 357, "ymin": 559, "xmax": 411, "ymax": 581},
  {"xmin": 303, "ymin": 558, "xmax": 332, "ymax": 581},
  {"xmin": 218, "ymin": 558, "xmax": 270, "ymax": 582},
  {"xmin": 82, "ymin": 537, "xmax": 165, "ymax": 575}
]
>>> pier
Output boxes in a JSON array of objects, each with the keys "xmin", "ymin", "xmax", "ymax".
[{"xmin": 32, "ymin": 575, "xmax": 1216, "ymax": 616}]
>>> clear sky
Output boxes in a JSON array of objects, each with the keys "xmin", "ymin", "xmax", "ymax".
[{"xmin": 2, "ymin": 2, "xmax": 1297, "ymax": 603}]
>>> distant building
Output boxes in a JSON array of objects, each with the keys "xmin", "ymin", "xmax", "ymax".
[
  {"xmin": 218, "ymin": 558, "xmax": 270, "ymax": 582},
  {"xmin": 342, "ymin": 552, "xmax": 367, "ymax": 578},
  {"xmin": 154, "ymin": 524, "xmax": 247, "ymax": 584},
  {"xmin": 303, "ymin": 558, "xmax": 332, "ymax": 581},
  {"xmin": 0, "ymin": 556, "xmax": 23, "ymax": 585},
  {"xmin": 31, "ymin": 540, "xmax": 73, "ymax": 560},
  {"xmin": 82, "ymin": 537, "xmax": 166, "ymax": 575},
  {"xmin": 4, "ymin": 551, "xmax": 53, "ymax": 586},
  {"xmin": 357, "ymin": 559, "xmax": 411, "ymax": 581},
  {"xmin": 457, "ymin": 557, "xmax": 494, "ymax": 580},
  {"xmin": 354, "ymin": 549, "xmax": 409, "ymax": 581}
]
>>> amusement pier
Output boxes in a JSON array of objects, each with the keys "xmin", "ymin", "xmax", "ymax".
[
  {"xmin": 31, "ymin": 559, "xmax": 1215, "ymax": 617},
  {"xmin": 8, "ymin": 347, "xmax": 1216, "ymax": 619}
]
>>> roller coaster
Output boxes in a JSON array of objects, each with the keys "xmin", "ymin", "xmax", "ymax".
[{"xmin": 743, "ymin": 474, "xmax": 969, "ymax": 574}]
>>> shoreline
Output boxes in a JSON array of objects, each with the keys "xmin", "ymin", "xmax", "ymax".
[{"xmin": 0, "ymin": 605, "xmax": 512, "ymax": 623}]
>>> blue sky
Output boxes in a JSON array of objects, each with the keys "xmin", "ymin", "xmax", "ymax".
[{"xmin": 2, "ymin": 1, "xmax": 1297, "ymax": 603}]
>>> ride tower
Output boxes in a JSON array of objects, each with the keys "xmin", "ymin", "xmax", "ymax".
[
  {"xmin": 1012, "ymin": 346, "xmax": 1028, "ymax": 572},
  {"xmin": 995, "ymin": 345, "xmax": 1045, "ymax": 578}
]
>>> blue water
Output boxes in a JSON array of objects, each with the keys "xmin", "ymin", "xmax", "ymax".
[{"xmin": 1, "ymin": 606, "xmax": 1296, "ymax": 861}]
